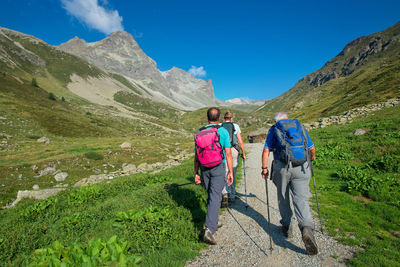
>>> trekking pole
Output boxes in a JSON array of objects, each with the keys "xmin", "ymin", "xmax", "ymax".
[
  {"xmin": 310, "ymin": 161, "xmax": 323, "ymax": 233},
  {"xmin": 264, "ymin": 175, "xmax": 273, "ymax": 251},
  {"xmin": 243, "ymin": 159, "xmax": 249, "ymax": 209}
]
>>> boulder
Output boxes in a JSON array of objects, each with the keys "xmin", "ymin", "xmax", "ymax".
[
  {"xmin": 32, "ymin": 184, "xmax": 39, "ymax": 190},
  {"xmin": 37, "ymin": 137, "xmax": 50, "ymax": 144},
  {"xmin": 353, "ymin": 128, "xmax": 369, "ymax": 135},
  {"xmin": 39, "ymin": 167, "xmax": 57, "ymax": 176},
  {"xmin": 122, "ymin": 163, "xmax": 136, "ymax": 173},
  {"xmin": 120, "ymin": 142, "xmax": 131, "ymax": 149},
  {"xmin": 54, "ymin": 172, "xmax": 69, "ymax": 182},
  {"xmin": 247, "ymin": 128, "xmax": 268, "ymax": 143},
  {"xmin": 137, "ymin": 163, "xmax": 148, "ymax": 170},
  {"xmin": 4, "ymin": 188, "xmax": 65, "ymax": 208}
]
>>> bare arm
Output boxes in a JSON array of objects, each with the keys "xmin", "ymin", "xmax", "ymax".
[
  {"xmin": 225, "ymin": 147, "xmax": 234, "ymax": 186},
  {"xmin": 237, "ymin": 133, "xmax": 246, "ymax": 160},
  {"xmin": 261, "ymin": 148, "xmax": 269, "ymax": 179},
  {"xmin": 310, "ymin": 146, "xmax": 315, "ymax": 161},
  {"xmin": 194, "ymin": 153, "xmax": 201, "ymax": 184},
  {"xmin": 225, "ymin": 147, "xmax": 233, "ymax": 174}
]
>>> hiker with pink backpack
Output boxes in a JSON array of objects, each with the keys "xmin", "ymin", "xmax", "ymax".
[{"xmin": 194, "ymin": 107, "xmax": 234, "ymax": 245}]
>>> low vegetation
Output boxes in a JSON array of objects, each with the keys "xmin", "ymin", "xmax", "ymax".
[
  {"xmin": 0, "ymin": 160, "xmax": 208, "ymax": 266},
  {"xmin": 310, "ymin": 105, "xmax": 400, "ymax": 266}
]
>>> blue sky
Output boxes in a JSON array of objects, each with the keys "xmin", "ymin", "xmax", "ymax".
[{"xmin": 1, "ymin": 0, "xmax": 399, "ymax": 101}]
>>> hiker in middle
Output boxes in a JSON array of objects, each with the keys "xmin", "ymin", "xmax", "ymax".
[
  {"xmin": 194, "ymin": 107, "xmax": 234, "ymax": 245},
  {"xmin": 221, "ymin": 111, "xmax": 246, "ymax": 207}
]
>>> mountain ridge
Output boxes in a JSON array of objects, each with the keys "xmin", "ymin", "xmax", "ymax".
[
  {"xmin": 255, "ymin": 21, "xmax": 400, "ymax": 121},
  {"xmin": 58, "ymin": 31, "xmax": 220, "ymax": 110}
]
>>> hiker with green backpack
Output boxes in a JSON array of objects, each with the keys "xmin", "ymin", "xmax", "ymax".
[
  {"xmin": 261, "ymin": 112, "xmax": 318, "ymax": 255},
  {"xmin": 194, "ymin": 107, "xmax": 234, "ymax": 245},
  {"xmin": 220, "ymin": 111, "xmax": 246, "ymax": 207}
]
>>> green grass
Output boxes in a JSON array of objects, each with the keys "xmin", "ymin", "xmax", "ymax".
[
  {"xmin": 113, "ymin": 91, "xmax": 181, "ymax": 124},
  {"xmin": 0, "ymin": 135, "xmax": 192, "ymax": 206},
  {"xmin": 109, "ymin": 73, "xmax": 143, "ymax": 95},
  {"xmin": 309, "ymin": 105, "xmax": 400, "ymax": 266},
  {"xmin": 0, "ymin": 159, "xmax": 208, "ymax": 266}
]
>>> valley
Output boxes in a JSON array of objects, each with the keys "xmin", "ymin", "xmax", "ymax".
[{"xmin": 0, "ymin": 20, "xmax": 399, "ymax": 266}]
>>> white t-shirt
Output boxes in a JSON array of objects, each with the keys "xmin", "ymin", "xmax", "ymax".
[{"xmin": 233, "ymin": 123, "xmax": 241, "ymax": 135}]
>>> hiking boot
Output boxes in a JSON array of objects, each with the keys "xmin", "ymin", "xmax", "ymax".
[
  {"xmin": 203, "ymin": 228, "xmax": 217, "ymax": 245},
  {"xmin": 221, "ymin": 193, "xmax": 229, "ymax": 208},
  {"xmin": 202, "ymin": 221, "xmax": 222, "ymax": 231},
  {"xmin": 302, "ymin": 226, "xmax": 318, "ymax": 255},
  {"xmin": 282, "ymin": 224, "xmax": 293, "ymax": 238}
]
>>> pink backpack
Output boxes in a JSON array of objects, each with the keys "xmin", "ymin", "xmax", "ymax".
[{"xmin": 195, "ymin": 125, "xmax": 224, "ymax": 168}]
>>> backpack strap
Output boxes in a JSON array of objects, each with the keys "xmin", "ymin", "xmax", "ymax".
[
  {"xmin": 199, "ymin": 124, "xmax": 221, "ymax": 131},
  {"xmin": 300, "ymin": 124, "xmax": 311, "ymax": 168},
  {"xmin": 273, "ymin": 124, "xmax": 290, "ymax": 169}
]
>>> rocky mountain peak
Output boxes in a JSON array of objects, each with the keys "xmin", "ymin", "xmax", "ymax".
[
  {"xmin": 108, "ymin": 31, "xmax": 133, "ymax": 40},
  {"xmin": 58, "ymin": 31, "xmax": 218, "ymax": 110},
  {"xmin": 102, "ymin": 31, "xmax": 139, "ymax": 48}
]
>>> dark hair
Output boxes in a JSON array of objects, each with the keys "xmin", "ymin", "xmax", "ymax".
[{"xmin": 207, "ymin": 107, "xmax": 220, "ymax": 122}]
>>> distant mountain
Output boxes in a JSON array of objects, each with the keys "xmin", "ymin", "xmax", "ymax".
[
  {"xmin": 0, "ymin": 27, "xmax": 191, "ymax": 137},
  {"xmin": 256, "ymin": 22, "xmax": 400, "ymax": 121},
  {"xmin": 59, "ymin": 31, "xmax": 220, "ymax": 110},
  {"xmin": 225, "ymin": 98, "xmax": 266, "ymax": 105}
]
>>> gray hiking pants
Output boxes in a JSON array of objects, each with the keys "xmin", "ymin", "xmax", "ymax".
[
  {"xmin": 222, "ymin": 147, "xmax": 239, "ymax": 199},
  {"xmin": 272, "ymin": 160, "xmax": 314, "ymax": 229},
  {"xmin": 201, "ymin": 163, "xmax": 226, "ymax": 234}
]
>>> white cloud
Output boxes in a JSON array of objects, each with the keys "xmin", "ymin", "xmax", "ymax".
[
  {"xmin": 61, "ymin": 0, "xmax": 124, "ymax": 35},
  {"xmin": 188, "ymin": 66, "xmax": 206, "ymax": 78}
]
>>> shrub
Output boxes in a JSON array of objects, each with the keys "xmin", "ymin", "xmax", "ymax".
[
  {"xmin": 367, "ymin": 154, "xmax": 400, "ymax": 173},
  {"xmin": 67, "ymin": 185, "xmax": 102, "ymax": 206},
  {"xmin": 23, "ymin": 197, "xmax": 58, "ymax": 221},
  {"xmin": 84, "ymin": 151, "xmax": 104, "ymax": 160},
  {"xmin": 27, "ymin": 135, "xmax": 40, "ymax": 140},
  {"xmin": 61, "ymin": 96, "xmax": 65, "ymax": 102},
  {"xmin": 27, "ymin": 236, "xmax": 141, "ymax": 266},
  {"xmin": 48, "ymin": 92, "xmax": 56, "ymax": 101},
  {"xmin": 113, "ymin": 205, "xmax": 196, "ymax": 252},
  {"xmin": 31, "ymin": 78, "xmax": 38, "ymax": 87},
  {"xmin": 336, "ymin": 165, "xmax": 376, "ymax": 195}
]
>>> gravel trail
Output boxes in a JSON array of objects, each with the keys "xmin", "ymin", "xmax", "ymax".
[{"xmin": 186, "ymin": 143, "xmax": 355, "ymax": 266}]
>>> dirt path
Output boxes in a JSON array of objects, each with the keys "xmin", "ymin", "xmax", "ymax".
[{"xmin": 186, "ymin": 143, "xmax": 355, "ymax": 266}]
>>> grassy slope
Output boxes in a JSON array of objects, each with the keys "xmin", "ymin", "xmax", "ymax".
[
  {"xmin": 0, "ymin": 30, "xmax": 195, "ymax": 206},
  {"xmin": 254, "ymin": 23, "xmax": 400, "ymax": 123},
  {"xmin": 309, "ymin": 105, "xmax": 399, "ymax": 266},
  {"xmin": 0, "ymin": 160, "xmax": 208, "ymax": 266},
  {"xmin": 0, "ymin": 75, "xmax": 192, "ymax": 204}
]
